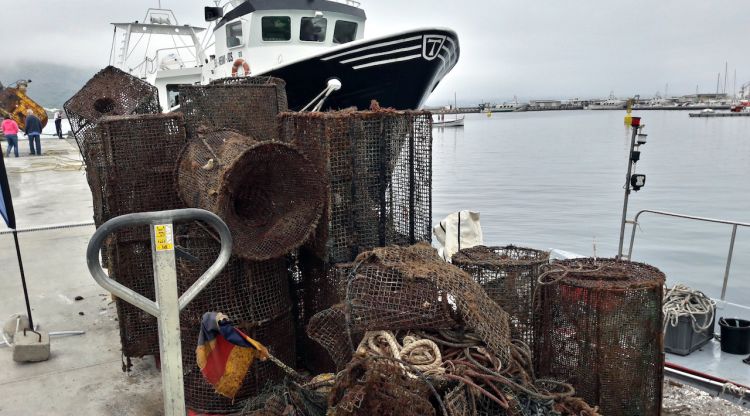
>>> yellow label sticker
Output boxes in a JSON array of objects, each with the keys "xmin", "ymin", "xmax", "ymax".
[{"xmin": 154, "ymin": 224, "xmax": 174, "ymax": 252}]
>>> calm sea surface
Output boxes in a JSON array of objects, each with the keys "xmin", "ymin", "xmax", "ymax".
[{"xmin": 432, "ymin": 110, "xmax": 750, "ymax": 304}]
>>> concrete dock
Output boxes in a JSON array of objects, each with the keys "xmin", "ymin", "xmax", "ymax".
[{"xmin": 0, "ymin": 135, "xmax": 162, "ymax": 415}]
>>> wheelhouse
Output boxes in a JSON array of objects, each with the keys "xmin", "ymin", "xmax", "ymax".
[{"xmin": 206, "ymin": 0, "xmax": 366, "ymax": 81}]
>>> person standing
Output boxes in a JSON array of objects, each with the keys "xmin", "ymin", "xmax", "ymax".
[
  {"xmin": 54, "ymin": 110, "xmax": 63, "ymax": 139},
  {"xmin": 23, "ymin": 109, "xmax": 42, "ymax": 156},
  {"xmin": 1, "ymin": 115, "xmax": 20, "ymax": 157}
]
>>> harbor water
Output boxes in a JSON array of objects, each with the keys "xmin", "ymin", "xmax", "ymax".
[{"xmin": 432, "ymin": 110, "xmax": 750, "ymax": 304}]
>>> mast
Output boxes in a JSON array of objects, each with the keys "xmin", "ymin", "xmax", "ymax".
[{"xmin": 723, "ymin": 61, "xmax": 728, "ymax": 95}]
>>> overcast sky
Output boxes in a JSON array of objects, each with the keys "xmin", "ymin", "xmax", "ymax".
[{"xmin": 3, "ymin": 0, "xmax": 749, "ymax": 104}]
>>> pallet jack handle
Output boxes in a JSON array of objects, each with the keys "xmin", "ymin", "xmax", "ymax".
[{"xmin": 86, "ymin": 208, "xmax": 233, "ymax": 416}]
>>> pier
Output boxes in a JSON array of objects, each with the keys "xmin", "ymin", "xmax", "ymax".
[{"xmin": 688, "ymin": 112, "xmax": 750, "ymax": 117}]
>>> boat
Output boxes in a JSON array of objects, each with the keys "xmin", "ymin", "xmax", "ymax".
[
  {"xmin": 493, "ymin": 97, "xmax": 525, "ymax": 112},
  {"xmin": 587, "ymin": 91, "xmax": 626, "ymax": 110},
  {"xmin": 109, "ymin": 0, "xmax": 460, "ymax": 112},
  {"xmin": 433, "ymin": 92, "xmax": 464, "ymax": 127},
  {"xmin": 433, "ymin": 116, "xmax": 464, "ymax": 127}
]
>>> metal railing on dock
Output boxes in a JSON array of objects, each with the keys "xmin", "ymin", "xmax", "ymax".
[{"xmin": 625, "ymin": 209, "xmax": 749, "ymax": 301}]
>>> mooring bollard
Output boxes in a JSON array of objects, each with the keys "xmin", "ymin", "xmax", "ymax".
[{"xmin": 86, "ymin": 208, "xmax": 232, "ymax": 416}]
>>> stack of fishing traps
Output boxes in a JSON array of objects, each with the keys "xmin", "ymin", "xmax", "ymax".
[
  {"xmin": 278, "ymin": 109, "xmax": 433, "ymax": 373},
  {"xmin": 68, "ymin": 67, "xmax": 664, "ymax": 416}
]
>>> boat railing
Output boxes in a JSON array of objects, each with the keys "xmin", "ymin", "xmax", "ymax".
[
  {"xmin": 625, "ymin": 209, "xmax": 750, "ymax": 302},
  {"xmin": 126, "ymin": 46, "xmax": 201, "ymax": 78}
]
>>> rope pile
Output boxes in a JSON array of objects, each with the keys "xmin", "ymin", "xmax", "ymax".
[
  {"xmin": 356, "ymin": 331, "xmax": 444, "ymax": 376},
  {"xmin": 663, "ymin": 283, "xmax": 716, "ymax": 333}
]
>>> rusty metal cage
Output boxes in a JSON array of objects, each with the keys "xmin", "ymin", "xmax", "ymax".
[
  {"xmin": 179, "ymin": 78, "xmax": 287, "ymax": 141},
  {"xmin": 535, "ymin": 258, "xmax": 665, "ymax": 416},
  {"xmin": 95, "ymin": 113, "xmax": 188, "ymax": 357},
  {"xmin": 278, "ymin": 110, "xmax": 433, "ymax": 264},
  {"xmin": 452, "ymin": 245, "xmax": 549, "ymax": 353},
  {"xmin": 280, "ymin": 110, "xmax": 433, "ymax": 372},
  {"xmin": 293, "ymin": 253, "xmax": 353, "ymax": 373},
  {"xmin": 175, "ymin": 129, "xmax": 325, "ymax": 261},
  {"xmin": 64, "ymin": 66, "xmax": 161, "ymax": 227},
  {"xmin": 307, "ymin": 244, "xmax": 513, "ymax": 367},
  {"xmin": 176, "ymin": 226, "xmax": 296, "ymax": 414}
]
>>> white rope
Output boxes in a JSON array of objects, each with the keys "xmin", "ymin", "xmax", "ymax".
[
  {"xmin": 356, "ymin": 330, "xmax": 444, "ymax": 376},
  {"xmin": 720, "ymin": 382, "xmax": 749, "ymax": 402},
  {"xmin": 663, "ymin": 283, "xmax": 716, "ymax": 333}
]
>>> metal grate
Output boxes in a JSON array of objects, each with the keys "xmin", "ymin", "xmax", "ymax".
[
  {"xmin": 452, "ymin": 245, "xmax": 549, "ymax": 356},
  {"xmin": 535, "ymin": 258, "xmax": 665, "ymax": 416},
  {"xmin": 175, "ymin": 129, "xmax": 325, "ymax": 261}
]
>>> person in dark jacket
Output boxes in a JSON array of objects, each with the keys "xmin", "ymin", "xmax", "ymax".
[
  {"xmin": 24, "ymin": 109, "xmax": 42, "ymax": 156},
  {"xmin": 54, "ymin": 111, "xmax": 63, "ymax": 139}
]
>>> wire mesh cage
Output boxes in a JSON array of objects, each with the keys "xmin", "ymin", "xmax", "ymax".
[
  {"xmin": 175, "ymin": 129, "xmax": 325, "ymax": 261},
  {"xmin": 293, "ymin": 253, "xmax": 353, "ymax": 373},
  {"xmin": 279, "ymin": 110, "xmax": 433, "ymax": 372},
  {"xmin": 307, "ymin": 243, "xmax": 513, "ymax": 366},
  {"xmin": 278, "ymin": 109, "xmax": 433, "ymax": 264},
  {"xmin": 535, "ymin": 258, "xmax": 665, "ymax": 416},
  {"xmin": 452, "ymin": 245, "xmax": 549, "ymax": 354},
  {"xmin": 64, "ymin": 66, "xmax": 161, "ymax": 227},
  {"xmin": 175, "ymin": 226, "xmax": 296, "ymax": 414},
  {"xmin": 95, "ymin": 113, "xmax": 188, "ymax": 357},
  {"xmin": 179, "ymin": 78, "xmax": 287, "ymax": 141}
]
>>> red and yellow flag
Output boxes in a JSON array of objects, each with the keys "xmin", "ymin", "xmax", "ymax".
[{"xmin": 195, "ymin": 312, "xmax": 269, "ymax": 399}]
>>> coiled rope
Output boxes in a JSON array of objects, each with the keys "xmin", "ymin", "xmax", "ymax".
[
  {"xmin": 663, "ymin": 284, "xmax": 716, "ymax": 333},
  {"xmin": 355, "ymin": 330, "xmax": 444, "ymax": 376}
]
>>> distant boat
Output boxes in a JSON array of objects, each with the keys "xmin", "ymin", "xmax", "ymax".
[
  {"xmin": 587, "ymin": 98, "xmax": 627, "ymax": 110},
  {"xmin": 587, "ymin": 91, "xmax": 627, "ymax": 110},
  {"xmin": 434, "ymin": 92, "xmax": 465, "ymax": 128},
  {"xmin": 433, "ymin": 116, "xmax": 465, "ymax": 127}
]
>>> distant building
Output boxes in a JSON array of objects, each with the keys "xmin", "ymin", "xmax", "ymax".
[{"xmin": 529, "ymin": 99, "xmax": 561, "ymax": 109}]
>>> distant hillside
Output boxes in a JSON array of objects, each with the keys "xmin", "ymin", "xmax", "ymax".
[{"xmin": 0, "ymin": 61, "xmax": 100, "ymax": 109}]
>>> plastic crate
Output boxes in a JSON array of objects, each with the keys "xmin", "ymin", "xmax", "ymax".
[{"xmin": 664, "ymin": 313, "xmax": 715, "ymax": 356}]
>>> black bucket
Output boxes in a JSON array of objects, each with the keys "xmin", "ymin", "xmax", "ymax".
[{"xmin": 719, "ymin": 317, "xmax": 750, "ymax": 355}]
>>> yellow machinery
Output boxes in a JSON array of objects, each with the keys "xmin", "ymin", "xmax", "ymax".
[{"xmin": 0, "ymin": 80, "xmax": 48, "ymax": 131}]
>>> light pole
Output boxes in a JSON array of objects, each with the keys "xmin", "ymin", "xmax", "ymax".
[{"xmin": 617, "ymin": 117, "xmax": 648, "ymax": 260}]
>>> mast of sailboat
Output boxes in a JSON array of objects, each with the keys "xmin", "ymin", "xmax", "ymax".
[{"xmin": 724, "ymin": 61, "xmax": 728, "ymax": 95}]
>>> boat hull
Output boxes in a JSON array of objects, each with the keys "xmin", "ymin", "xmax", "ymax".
[
  {"xmin": 433, "ymin": 117, "xmax": 464, "ymax": 127},
  {"xmin": 261, "ymin": 29, "xmax": 460, "ymax": 111}
]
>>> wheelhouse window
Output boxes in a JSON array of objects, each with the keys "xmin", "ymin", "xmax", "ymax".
[
  {"xmin": 262, "ymin": 16, "xmax": 291, "ymax": 41},
  {"xmin": 333, "ymin": 21, "xmax": 358, "ymax": 44},
  {"xmin": 226, "ymin": 21, "xmax": 243, "ymax": 47},
  {"xmin": 300, "ymin": 17, "xmax": 327, "ymax": 42},
  {"xmin": 166, "ymin": 84, "xmax": 181, "ymax": 109}
]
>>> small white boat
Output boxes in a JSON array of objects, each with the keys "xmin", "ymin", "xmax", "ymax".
[{"xmin": 433, "ymin": 116, "xmax": 464, "ymax": 127}]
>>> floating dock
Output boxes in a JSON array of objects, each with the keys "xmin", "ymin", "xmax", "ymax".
[{"xmin": 689, "ymin": 112, "xmax": 750, "ymax": 118}]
